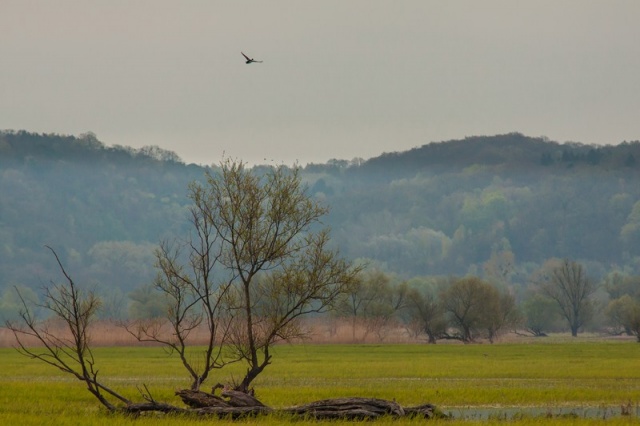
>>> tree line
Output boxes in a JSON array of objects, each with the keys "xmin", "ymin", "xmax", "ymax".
[
  {"xmin": 1, "ymin": 130, "xmax": 640, "ymax": 339},
  {"xmin": 329, "ymin": 259, "xmax": 640, "ymax": 343}
]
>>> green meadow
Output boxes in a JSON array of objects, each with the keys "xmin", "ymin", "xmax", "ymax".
[{"xmin": 1, "ymin": 341, "xmax": 639, "ymax": 425}]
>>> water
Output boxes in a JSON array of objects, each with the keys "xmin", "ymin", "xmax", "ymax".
[{"xmin": 443, "ymin": 404, "xmax": 638, "ymax": 420}]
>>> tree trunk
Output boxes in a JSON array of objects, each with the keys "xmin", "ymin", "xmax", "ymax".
[{"xmin": 571, "ymin": 323, "xmax": 579, "ymax": 337}]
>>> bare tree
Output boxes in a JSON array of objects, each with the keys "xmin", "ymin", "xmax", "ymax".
[
  {"xmin": 540, "ymin": 259, "xmax": 595, "ymax": 337},
  {"xmin": 5, "ymin": 246, "xmax": 130, "ymax": 411}
]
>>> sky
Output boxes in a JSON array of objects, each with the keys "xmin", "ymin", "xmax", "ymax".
[{"xmin": 2, "ymin": 1, "xmax": 640, "ymax": 166}]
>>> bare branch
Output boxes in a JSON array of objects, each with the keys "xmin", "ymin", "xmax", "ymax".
[{"xmin": 5, "ymin": 246, "xmax": 130, "ymax": 410}]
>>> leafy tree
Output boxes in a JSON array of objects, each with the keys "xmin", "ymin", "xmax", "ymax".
[
  {"xmin": 521, "ymin": 293, "xmax": 560, "ymax": 336},
  {"xmin": 485, "ymin": 290, "xmax": 520, "ymax": 343},
  {"xmin": 620, "ymin": 201, "xmax": 640, "ymax": 254},
  {"xmin": 127, "ymin": 284, "xmax": 168, "ymax": 319},
  {"xmin": 605, "ymin": 295, "xmax": 640, "ymax": 341},
  {"xmin": 538, "ymin": 259, "xmax": 596, "ymax": 337},
  {"xmin": 404, "ymin": 280, "xmax": 447, "ymax": 343},
  {"xmin": 603, "ymin": 272, "xmax": 640, "ymax": 300},
  {"xmin": 440, "ymin": 276, "xmax": 512, "ymax": 343},
  {"xmin": 0, "ymin": 284, "xmax": 39, "ymax": 323},
  {"xmin": 334, "ymin": 269, "xmax": 406, "ymax": 342},
  {"xmin": 157, "ymin": 159, "xmax": 361, "ymax": 392},
  {"xmin": 483, "ymin": 246, "xmax": 515, "ymax": 290}
]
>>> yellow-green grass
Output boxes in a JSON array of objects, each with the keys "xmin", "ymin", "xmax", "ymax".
[{"xmin": 1, "ymin": 342, "xmax": 639, "ymax": 425}]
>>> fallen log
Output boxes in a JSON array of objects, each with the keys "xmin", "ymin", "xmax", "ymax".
[
  {"xmin": 149, "ymin": 389, "xmax": 443, "ymax": 420},
  {"xmin": 285, "ymin": 397, "xmax": 404, "ymax": 419}
]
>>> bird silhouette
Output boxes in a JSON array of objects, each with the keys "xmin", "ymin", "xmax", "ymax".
[{"xmin": 241, "ymin": 52, "xmax": 262, "ymax": 64}]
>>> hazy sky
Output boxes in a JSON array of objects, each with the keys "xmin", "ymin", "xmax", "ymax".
[{"xmin": 2, "ymin": 1, "xmax": 640, "ymax": 166}]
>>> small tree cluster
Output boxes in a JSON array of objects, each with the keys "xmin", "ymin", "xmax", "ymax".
[
  {"xmin": 404, "ymin": 276, "xmax": 519, "ymax": 344},
  {"xmin": 334, "ymin": 271, "xmax": 520, "ymax": 344}
]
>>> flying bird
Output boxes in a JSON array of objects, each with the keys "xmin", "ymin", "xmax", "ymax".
[{"xmin": 241, "ymin": 52, "xmax": 262, "ymax": 64}]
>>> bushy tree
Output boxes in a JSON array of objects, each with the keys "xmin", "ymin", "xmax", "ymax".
[
  {"xmin": 605, "ymin": 295, "xmax": 640, "ymax": 341},
  {"xmin": 334, "ymin": 269, "xmax": 406, "ymax": 342},
  {"xmin": 404, "ymin": 280, "xmax": 447, "ymax": 344},
  {"xmin": 440, "ymin": 276, "xmax": 516, "ymax": 343},
  {"xmin": 521, "ymin": 293, "xmax": 560, "ymax": 336}
]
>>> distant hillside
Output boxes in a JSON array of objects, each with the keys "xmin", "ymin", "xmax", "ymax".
[
  {"xmin": 302, "ymin": 132, "xmax": 640, "ymax": 276},
  {"xmin": 347, "ymin": 133, "xmax": 639, "ymax": 177},
  {"xmin": 2, "ymin": 130, "xmax": 640, "ymax": 320}
]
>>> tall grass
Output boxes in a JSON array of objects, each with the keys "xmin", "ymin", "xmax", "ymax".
[{"xmin": 1, "ymin": 342, "xmax": 638, "ymax": 425}]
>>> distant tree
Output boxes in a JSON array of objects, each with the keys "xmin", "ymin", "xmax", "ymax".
[
  {"xmin": 483, "ymin": 246, "xmax": 515, "ymax": 289},
  {"xmin": 127, "ymin": 284, "xmax": 168, "ymax": 319},
  {"xmin": 440, "ymin": 276, "xmax": 511, "ymax": 343},
  {"xmin": 602, "ymin": 272, "xmax": 640, "ymax": 300},
  {"xmin": 620, "ymin": 201, "xmax": 640, "ymax": 254},
  {"xmin": 521, "ymin": 293, "xmax": 560, "ymax": 336},
  {"xmin": 485, "ymin": 290, "xmax": 520, "ymax": 343},
  {"xmin": 404, "ymin": 283, "xmax": 447, "ymax": 344},
  {"xmin": 334, "ymin": 269, "xmax": 406, "ymax": 342},
  {"xmin": 538, "ymin": 259, "xmax": 596, "ymax": 337},
  {"xmin": 137, "ymin": 145, "xmax": 182, "ymax": 163},
  {"xmin": 0, "ymin": 284, "xmax": 39, "ymax": 323},
  {"xmin": 604, "ymin": 295, "xmax": 640, "ymax": 341}
]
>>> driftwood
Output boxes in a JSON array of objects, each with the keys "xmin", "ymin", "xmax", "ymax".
[{"xmin": 130, "ymin": 389, "xmax": 442, "ymax": 420}]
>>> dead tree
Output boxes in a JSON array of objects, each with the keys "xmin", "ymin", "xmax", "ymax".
[{"xmin": 5, "ymin": 246, "xmax": 131, "ymax": 412}]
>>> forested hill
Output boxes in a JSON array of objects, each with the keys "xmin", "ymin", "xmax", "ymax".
[
  {"xmin": 2, "ymin": 130, "xmax": 640, "ymax": 319},
  {"xmin": 305, "ymin": 134, "xmax": 640, "ymax": 276},
  {"xmin": 354, "ymin": 133, "xmax": 638, "ymax": 176}
]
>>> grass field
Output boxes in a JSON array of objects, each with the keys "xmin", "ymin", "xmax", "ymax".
[{"xmin": 1, "ymin": 340, "xmax": 639, "ymax": 425}]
